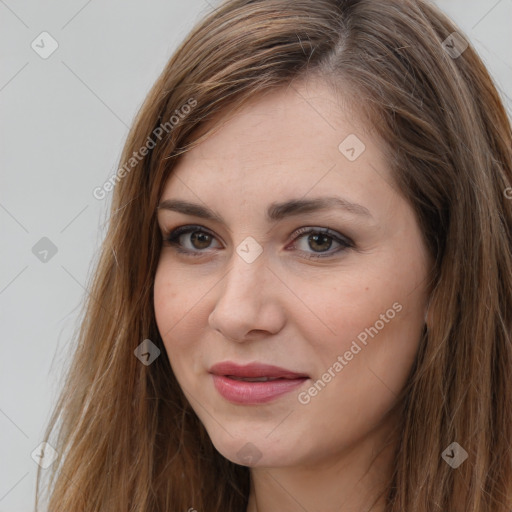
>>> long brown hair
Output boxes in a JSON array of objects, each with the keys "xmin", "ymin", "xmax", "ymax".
[{"xmin": 35, "ymin": 1, "xmax": 512, "ymax": 511}]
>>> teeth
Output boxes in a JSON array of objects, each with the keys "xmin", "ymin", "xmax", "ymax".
[{"xmin": 229, "ymin": 376, "xmax": 281, "ymax": 382}]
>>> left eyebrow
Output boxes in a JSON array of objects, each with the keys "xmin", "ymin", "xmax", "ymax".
[{"xmin": 156, "ymin": 196, "xmax": 373, "ymax": 223}]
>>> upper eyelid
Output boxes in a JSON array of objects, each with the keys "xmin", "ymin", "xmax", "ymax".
[{"xmin": 163, "ymin": 224, "xmax": 352, "ymax": 248}]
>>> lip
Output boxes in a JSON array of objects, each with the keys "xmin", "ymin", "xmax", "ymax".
[
  {"xmin": 209, "ymin": 361, "xmax": 309, "ymax": 379},
  {"xmin": 209, "ymin": 361, "xmax": 310, "ymax": 404}
]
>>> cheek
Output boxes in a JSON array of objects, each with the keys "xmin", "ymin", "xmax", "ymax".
[
  {"xmin": 153, "ymin": 262, "xmax": 194, "ymax": 360},
  {"xmin": 153, "ymin": 258, "xmax": 202, "ymax": 335},
  {"xmin": 302, "ymin": 265, "xmax": 426, "ymax": 384},
  {"xmin": 292, "ymin": 292, "xmax": 424, "ymax": 450},
  {"xmin": 153, "ymin": 260, "xmax": 214, "ymax": 380}
]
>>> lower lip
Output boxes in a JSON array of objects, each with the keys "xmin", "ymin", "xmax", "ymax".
[{"xmin": 211, "ymin": 375, "xmax": 308, "ymax": 404}]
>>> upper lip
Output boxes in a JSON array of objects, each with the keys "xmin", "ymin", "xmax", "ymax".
[{"xmin": 209, "ymin": 361, "xmax": 309, "ymax": 379}]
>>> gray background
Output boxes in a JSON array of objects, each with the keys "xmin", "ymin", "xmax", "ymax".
[{"xmin": 1, "ymin": 1, "xmax": 511, "ymax": 511}]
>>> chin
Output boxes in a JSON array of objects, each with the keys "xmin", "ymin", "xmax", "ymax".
[{"xmin": 207, "ymin": 430, "xmax": 305, "ymax": 468}]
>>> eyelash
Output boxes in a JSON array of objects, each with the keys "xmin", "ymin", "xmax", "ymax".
[{"xmin": 162, "ymin": 225, "xmax": 353, "ymax": 259}]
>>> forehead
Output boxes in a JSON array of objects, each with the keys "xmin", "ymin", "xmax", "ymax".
[{"xmin": 160, "ymin": 79, "xmax": 396, "ymax": 216}]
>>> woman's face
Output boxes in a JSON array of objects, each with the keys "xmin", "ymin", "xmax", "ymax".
[{"xmin": 154, "ymin": 78, "xmax": 431, "ymax": 468}]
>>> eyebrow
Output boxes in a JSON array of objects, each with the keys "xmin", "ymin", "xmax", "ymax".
[{"xmin": 157, "ymin": 196, "xmax": 373, "ymax": 223}]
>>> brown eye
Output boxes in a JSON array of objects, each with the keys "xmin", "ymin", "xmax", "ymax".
[
  {"xmin": 307, "ymin": 232, "xmax": 334, "ymax": 253},
  {"xmin": 290, "ymin": 227, "xmax": 353, "ymax": 259},
  {"xmin": 189, "ymin": 231, "xmax": 213, "ymax": 250},
  {"xmin": 164, "ymin": 225, "xmax": 222, "ymax": 256},
  {"xmin": 164, "ymin": 225, "xmax": 352, "ymax": 260}
]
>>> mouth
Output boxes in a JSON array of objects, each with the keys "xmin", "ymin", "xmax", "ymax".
[
  {"xmin": 209, "ymin": 361, "xmax": 310, "ymax": 379},
  {"xmin": 209, "ymin": 361, "xmax": 310, "ymax": 404},
  {"xmin": 227, "ymin": 376, "xmax": 291, "ymax": 382}
]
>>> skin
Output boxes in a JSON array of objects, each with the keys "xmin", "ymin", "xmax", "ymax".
[{"xmin": 154, "ymin": 77, "xmax": 431, "ymax": 512}]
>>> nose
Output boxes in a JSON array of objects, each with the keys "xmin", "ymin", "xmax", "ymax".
[{"xmin": 208, "ymin": 248, "xmax": 286, "ymax": 342}]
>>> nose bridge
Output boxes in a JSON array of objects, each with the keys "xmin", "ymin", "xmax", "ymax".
[
  {"xmin": 209, "ymin": 243, "xmax": 284, "ymax": 340},
  {"xmin": 220, "ymin": 244, "xmax": 267, "ymax": 305}
]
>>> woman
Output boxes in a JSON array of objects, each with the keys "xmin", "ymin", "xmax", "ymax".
[{"xmin": 36, "ymin": 0, "xmax": 512, "ymax": 511}]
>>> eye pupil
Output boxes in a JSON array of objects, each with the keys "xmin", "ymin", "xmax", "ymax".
[
  {"xmin": 308, "ymin": 233, "xmax": 332, "ymax": 252},
  {"xmin": 191, "ymin": 231, "xmax": 211, "ymax": 249}
]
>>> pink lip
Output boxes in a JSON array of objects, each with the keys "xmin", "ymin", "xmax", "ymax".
[
  {"xmin": 209, "ymin": 361, "xmax": 310, "ymax": 404},
  {"xmin": 209, "ymin": 361, "xmax": 309, "ymax": 379}
]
